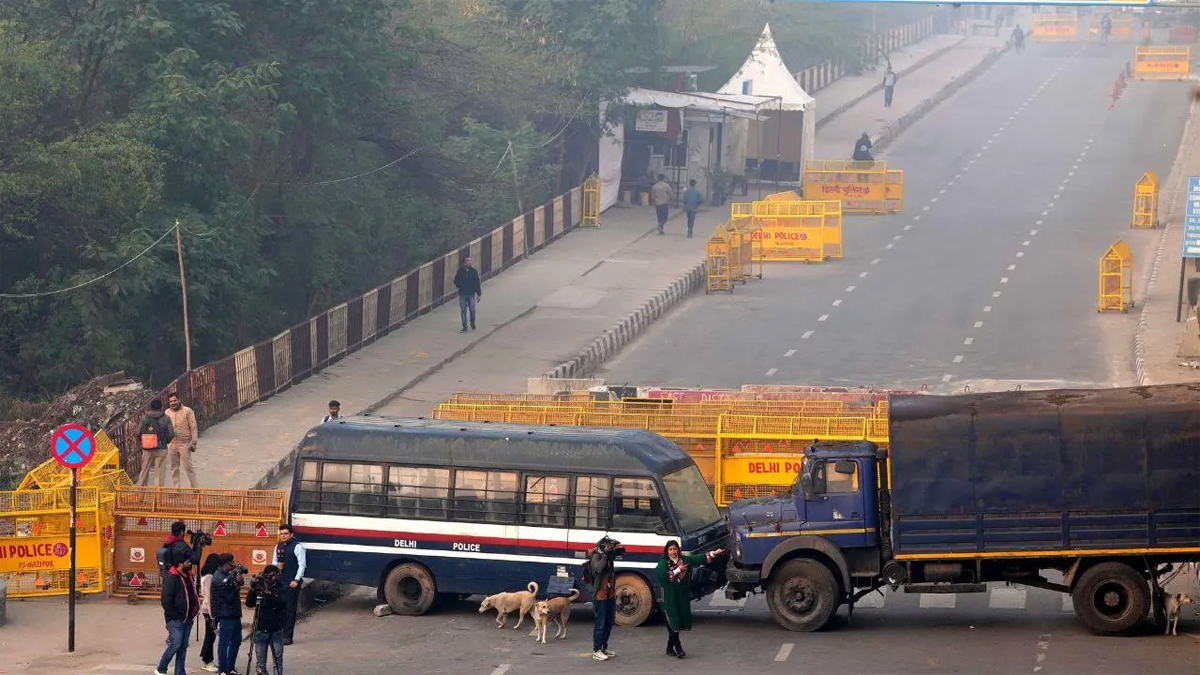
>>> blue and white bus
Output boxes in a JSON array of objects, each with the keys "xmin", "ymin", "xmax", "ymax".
[{"xmin": 289, "ymin": 417, "xmax": 728, "ymax": 625}]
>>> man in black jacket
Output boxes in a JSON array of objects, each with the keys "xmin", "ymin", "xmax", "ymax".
[
  {"xmin": 211, "ymin": 553, "xmax": 245, "ymax": 675},
  {"xmin": 453, "ymin": 256, "xmax": 482, "ymax": 333},
  {"xmin": 157, "ymin": 556, "xmax": 199, "ymax": 675},
  {"xmin": 247, "ymin": 565, "xmax": 289, "ymax": 675},
  {"xmin": 137, "ymin": 398, "xmax": 175, "ymax": 486}
]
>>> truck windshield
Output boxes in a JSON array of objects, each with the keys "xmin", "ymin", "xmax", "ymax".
[{"xmin": 663, "ymin": 466, "xmax": 723, "ymax": 532}]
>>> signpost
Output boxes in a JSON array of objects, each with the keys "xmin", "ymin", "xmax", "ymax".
[
  {"xmin": 49, "ymin": 423, "xmax": 97, "ymax": 653},
  {"xmin": 1179, "ymin": 177, "xmax": 1200, "ymax": 321}
]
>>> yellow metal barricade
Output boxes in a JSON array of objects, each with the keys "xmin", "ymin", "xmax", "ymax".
[
  {"xmin": 816, "ymin": 200, "xmax": 843, "ymax": 259},
  {"xmin": 582, "ymin": 174, "xmax": 601, "ymax": 228},
  {"xmin": 17, "ymin": 430, "xmax": 124, "ymax": 490},
  {"xmin": 0, "ymin": 484, "xmax": 116, "ymax": 598},
  {"xmin": 752, "ymin": 200, "xmax": 826, "ymax": 262},
  {"xmin": 1133, "ymin": 46, "xmax": 1190, "ymax": 80},
  {"xmin": 706, "ymin": 226, "xmax": 734, "ymax": 294},
  {"xmin": 1132, "ymin": 171, "xmax": 1159, "ymax": 229},
  {"xmin": 1032, "ymin": 13, "xmax": 1079, "ymax": 42},
  {"xmin": 801, "ymin": 160, "xmax": 900, "ymax": 214},
  {"xmin": 1098, "ymin": 241, "xmax": 1133, "ymax": 313}
]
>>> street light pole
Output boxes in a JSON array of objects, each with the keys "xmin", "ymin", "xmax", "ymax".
[{"xmin": 174, "ymin": 219, "xmax": 193, "ymax": 372}]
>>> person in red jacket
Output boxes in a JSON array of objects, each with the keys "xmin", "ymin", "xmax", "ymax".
[{"xmin": 156, "ymin": 556, "xmax": 200, "ymax": 675}]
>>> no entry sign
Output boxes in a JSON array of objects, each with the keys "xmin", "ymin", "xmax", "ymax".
[{"xmin": 50, "ymin": 424, "xmax": 97, "ymax": 470}]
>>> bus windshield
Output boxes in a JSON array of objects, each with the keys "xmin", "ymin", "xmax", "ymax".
[{"xmin": 662, "ymin": 466, "xmax": 723, "ymax": 533}]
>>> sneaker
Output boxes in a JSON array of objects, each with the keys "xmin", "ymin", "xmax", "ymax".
[
  {"xmin": 603, "ymin": 648, "xmax": 616, "ymax": 658},
  {"xmin": 154, "ymin": 670, "xmax": 168, "ymax": 675},
  {"xmin": 201, "ymin": 664, "xmax": 219, "ymax": 673},
  {"xmin": 592, "ymin": 650, "xmax": 609, "ymax": 661}
]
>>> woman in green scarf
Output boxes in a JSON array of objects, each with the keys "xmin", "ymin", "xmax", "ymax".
[{"xmin": 655, "ymin": 540, "xmax": 726, "ymax": 659}]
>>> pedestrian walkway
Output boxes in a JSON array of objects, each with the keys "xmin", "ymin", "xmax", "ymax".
[{"xmin": 188, "ymin": 30, "xmax": 1019, "ymax": 491}]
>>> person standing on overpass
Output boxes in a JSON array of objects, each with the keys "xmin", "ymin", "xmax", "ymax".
[
  {"xmin": 453, "ymin": 256, "xmax": 482, "ymax": 333},
  {"xmin": 882, "ymin": 67, "xmax": 897, "ymax": 109},
  {"xmin": 651, "ymin": 174, "xmax": 672, "ymax": 235},
  {"xmin": 682, "ymin": 179, "xmax": 704, "ymax": 238}
]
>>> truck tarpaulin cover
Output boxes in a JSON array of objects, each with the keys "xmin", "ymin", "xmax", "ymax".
[{"xmin": 888, "ymin": 384, "xmax": 1200, "ymax": 555}]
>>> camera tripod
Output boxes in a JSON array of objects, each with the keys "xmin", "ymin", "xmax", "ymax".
[{"xmin": 244, "ymin": 599, "xmax": 284, "ymax": 675}]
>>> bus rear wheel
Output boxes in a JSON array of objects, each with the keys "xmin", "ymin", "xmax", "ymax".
[
  {"xmin": 613, "ymin": 573, "xmax": 654, "ymax": 627},
  {"xmin": 384, "ymin": 562, "xmax": 437, "ymax": 616}
]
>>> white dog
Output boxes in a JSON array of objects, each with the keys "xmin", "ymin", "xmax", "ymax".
[
  {"xmin": 479, "ymin": 582, "xmax": 539, "ymax": 629},
  {"xmin": 1164, "ymin": 592, "xmax": 1193, "ymax": 636}
]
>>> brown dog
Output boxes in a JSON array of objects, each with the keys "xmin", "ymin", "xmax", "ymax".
[
  {"xmin": 527, "ymin": 588, "xmax": 580, "ymax": 640},
  {"xmin": 479, "ymin": 581, "xmax": 539, "ymax": 629}
]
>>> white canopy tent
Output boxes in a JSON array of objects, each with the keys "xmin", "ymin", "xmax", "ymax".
[{"xmin": 717, "ymin": 23, "xmax": 817, "ymax": 183}]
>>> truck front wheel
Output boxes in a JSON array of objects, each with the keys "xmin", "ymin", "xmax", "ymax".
[
  {"xmin": 766, "ymin": 558, "xmax": 839, "ymax": 632},
  {"xmin": 1071, "ymin": 561, "xmax": 1150, "ymax": 635}
]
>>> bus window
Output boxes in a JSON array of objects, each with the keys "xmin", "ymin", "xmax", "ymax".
[
  {"xmin": 318, "ymin": 463, "xmax": 352, "ymax": 514},
  {"xmin": 295, "ymin": 461, "xmax": 321, "ymax": 512},
  {"xmin": 662, "ymin": 466, "xmax": 723, "ymax": 532},
  {"xmin": 387, "ymin": 466, "xmax": 450, "ymax": 520},
  {"xmin": 454, "ymin": 470, "xmax": 519, "ymax": 524},
  {"xmin": 613, "ymin": 477, "xmax": 670, "ymax": 533},
  {"xmin": 522, "ymin": 475, "xmax": 569, "ymax": 526},
  {"xmin": 349, "ymin": 464, "xmax": 385, "ymax": 516},
  {"xmin": 573, "ymin": 476, "xmax": 611, "ymax": 530}
]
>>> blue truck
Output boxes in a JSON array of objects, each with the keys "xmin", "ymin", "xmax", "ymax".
[{"xmin": 724, "ymin": 384, "xmax": 1200, "ymax": 635}]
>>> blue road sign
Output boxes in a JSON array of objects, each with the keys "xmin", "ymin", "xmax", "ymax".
[
  {"xmin": 50, "ymin": 424, "xmax": 97, "ymax": 470},
  {"xmin": 1185, "ymin": 176, "xmax": 1200, "ymax": 260}
]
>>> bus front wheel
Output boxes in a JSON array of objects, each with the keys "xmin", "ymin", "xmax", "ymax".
[
  {"xmin": 384, "ymin": 562, "xmax": 437, "ymax": 616},
  {"xmin": 613, "ymin": 573, "xmax": 654, "ymax": 627}
]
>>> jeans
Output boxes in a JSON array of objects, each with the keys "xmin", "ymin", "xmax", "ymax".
[
  {"xmin": 200, "ymin": 613, "xmax": 217, "ymax": 664},
  {"xmin": 157, "ymin": 618, "xmax": 193, "ymax": 675},
  {"xmin": 218, "ymin": 616, "xmax": 243, "ymax": 673},
  {"xmin": 685, "ymin": 210, "xmax": 697, "ymax": 236},
  {"xmin": 655, "ymin": 205, "xmax": 669, "ymax": 229},
  {"xmin": 458, "ymin": 294, "xmax": 477, "ymax": 330},
  {"xmin": 883, "ymin": 85, "xmax": 894, "ymax": 108},
  {"xmin": 254, "ymin": 629, "xmax": 285, "ymax": 674},
  {"xmin": 592, "ymin": 598, "xmax": 615, "ymax": 652}
]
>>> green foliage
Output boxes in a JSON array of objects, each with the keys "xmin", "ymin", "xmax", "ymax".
[{"xmin": 0, "ymin": 0, "xmax": 923, "ymax": 400}]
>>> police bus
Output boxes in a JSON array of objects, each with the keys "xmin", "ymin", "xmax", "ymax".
[{"xmin": 289, "ymin": 417, "xmax": 728, "ymax": 626}]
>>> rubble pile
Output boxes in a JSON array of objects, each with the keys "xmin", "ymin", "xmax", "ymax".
[{"xmin": 0, "ymin": 372, "xmax": 152, "ymax": 490}]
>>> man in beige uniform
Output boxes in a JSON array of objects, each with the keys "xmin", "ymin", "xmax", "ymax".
[
  {"xmin": 165, "ymin": 392, "xmax": 200, "ymax": 487},
  {"xmin": 650, "ymin": 174, "xmax": 672, "ymax": 235}
]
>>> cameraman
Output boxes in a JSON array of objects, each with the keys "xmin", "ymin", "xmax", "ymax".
[
  {"xmin": 584, "ymin": 537, "xmax": 622, "ymax": 662},
  {"xmin": 246, "ymin": 565, "xmax": 289, "ymax": 675},
  {"xmin": 211, "ymin": 553, "xmax": 247, "ymax": 675},
  {"xmin": 162, "ymin": 521, "xmax": 207, "ymax": 570}
]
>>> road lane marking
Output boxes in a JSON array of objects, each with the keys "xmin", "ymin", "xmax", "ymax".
[
  {"xmin": 858, "ymin": 589, "xmax": 887, "ymax": 608},
  {"xmin": 801, "ymin": 330, "xmax": 814, "ymax": 339},
  {"xmin": 923, "ymin": 205, "xmax": 930, "ymax": 211},
  {"xmin": 903, "ymin": 225, "xmax": 912, "ymax": 231},
  {"xmin": 818, "ymin": 314, "xmax": 830, "ymax": 322},
  {"xmin": 941, "ymin": 374, "xmax": 953, "ymax": 383},
  {"xmin": 953, "ymin": 355, "xmax": 964, "ymax": 363},
  {"xmin": 1047, "ymin": 202, "xmax": 1054, "ymax": 208},
  {"xmin": 955, "ymin": 173, "xmax": 962, "ymax": 179},
  {"xmin": 1068, "ymin": 171, "xmax": 1075, "ymax": 177},
  {"xmin": 765, "ymin": 368, "xmax": 778, "ymax": 377},
  {"xmin": 993, "ymin": 291, "xmax": 1002, "ymax": 298},
  {"xmin": 1036, "ymin": 220, "xmax": 1043, "ymax": 225},
  {"xmin": 984, "ymin": 305, "xmax": 992, "ymax": 312},
  {"xmin": 775, "ymin": 644, "xmax": 794, "ymax": 662},
  {"xmin": 1061, "ymin": 596, "xmax": 1073, "ymax": 612},
  {"xmin": 870, "ymin": 258, "xmax": 881, "ymax": 265},
  {"xmin": 1023, "ymin": 241, "xmax": 1031, "ymax": 246},
  {"xmin": 859, "ymin": 271, "xmax": 869, "ymax": 278},
  {"xmin": 1034, "ymin": 633, "xmax": 1052, "ymax": 673},
  {"xmin": 930, "ymin": 197, "xmax": 939, "ymax": 204},
  {"xmin": 1008, "ymin": 264, "xmax": 1016, "ymax": 271},
  {"xmin": 1016, "ymin": 251, "xmax": 1025, "ymax": 257},
  {"xmin": 832, "ymin": 299, "xmax": 842, "ymax": 306},
  {"xmin": 1001, "ymin": 278, "xmax": 1009, "ymax": 284},
  {"xmin": 1030, "ymin": 229, "xmax": 1038, "ymax": 235},
  {"xmin": 491, "ymin": 665, "xmax": 512, "ymax": 675},
  {"xmin": 974, "ymin": 321, "xmax": 984, "ymax": 328},
  {"xmin": 894, "ymin": 235, "xmax": 903, "ymax": 240},
  {"xmin": 939, "ymin": 188, "xmax": 947, "ymax": 194},
  {"xmin": 885, "ymin": 243, "xmax": 894, "ymax": 249},
  {"xmin": 1041, "ymin": 210, "xmax": 1049, "ymax": 216},
  {"xmin": 913, "ymin": 214, "xmax": 921, "ymax": 221},
  {"xmin": 964, "ymin": 337, "xmax": 974, "ymax": 345},
  {"xmin": 785, "ymin": 349, "xmax": 796, "ymax": 357},
  {"xmin": 845, "ymin": 285, "xmax": 856, "ymax": 292},
  {"xmin": 989, "ymin": 588, "xmax": 1027, "ymax": 609},
  {"xmin": 921, "ymin": 593, "xmax": 956, "ymax": 608}
]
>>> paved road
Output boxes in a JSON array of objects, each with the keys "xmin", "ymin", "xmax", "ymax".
[{"xmin": 599, "ymin": 42, "xmax": 1193, "ymax": 393}]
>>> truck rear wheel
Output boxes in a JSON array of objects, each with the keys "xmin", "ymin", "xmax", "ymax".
[
  {"xmin": 383, "ymin": 562, "xmax": 437, "ymax": 616},
  {"xmin": 614, "ymin": 572, "xmax": 654, "ymax": 627},
  {"xmin": 1071, "ymin": 562, "xmax": 1149, "ymax": 635},
  {"xmin": 767, "ymin": 558, "xmax": 839, "ymax": 632}
]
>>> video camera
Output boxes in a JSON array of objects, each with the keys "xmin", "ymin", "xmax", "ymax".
[
  {"xmin": 233, "ymin": 563, "xmax": 250, "ymax": 576},
  {"xmin": 249, "ymin": 567, "xmax": 281, "ymax": 595},
  {"xmin": 187, "ymin": 530, "xmax": 213, "ymax": 548},
  {"xmin": 598, "ymin": 536, "xmax": 626, "ymax": 558}
]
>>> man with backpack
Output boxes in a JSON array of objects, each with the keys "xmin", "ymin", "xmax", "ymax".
[
  {"xmin": 583, "ymin": 537, "xmax": 621, "ymax": 661},
  {"xmin": 137, "ymin": 398, "xmax": 175, "ymax": 486}
]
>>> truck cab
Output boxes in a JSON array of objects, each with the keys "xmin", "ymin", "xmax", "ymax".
[{"xmin": 725, "ymin": 441, "xmax": 887, "ymax": 631}]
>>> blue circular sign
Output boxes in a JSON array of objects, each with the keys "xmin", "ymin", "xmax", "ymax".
[{"xmin": 50, "ymin": 424, "xmax": 97, "ymax": 469}]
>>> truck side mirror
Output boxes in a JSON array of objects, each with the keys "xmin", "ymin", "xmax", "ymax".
[
  {"xmin": 799, "ymin": 473, "xmax": 815, "ymax": 501},
  {"xmin": 833, "ymin": 460, "xmax": 856, "ymax": 475}
]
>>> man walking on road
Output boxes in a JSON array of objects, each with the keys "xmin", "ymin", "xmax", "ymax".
[
  {"xmin": 165, "ymin": 392, "xmax": 199, "ymax": 488},
  {"xmin": 137, "ymin": 398, "xmax": 175, "ymax": 486},
  {"xmin": 651, "ymin": 174, "xmax": 672, "ymax": 235},
  {"xmin": 274, "ymin": 523, "xmax": 308, "ymax": 645},
  {"xmin": 682, "ymin": 179, "xmax": 704, "ymax": 238},
  {"xmin": 453, "ymin": 256, "xmax": 482, "ymax": 333},
  {"xmin": 882, "ymin": 67, "xmax": 897, "ymax": 108}
]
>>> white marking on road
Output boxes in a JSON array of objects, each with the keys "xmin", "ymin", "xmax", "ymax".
[
  {"xmin": 858, "ymin": 589, "xmax": 887, "ymax": 608},
  {"xmin": 930, "ymin": 197, "xmax": 939, "ymax": 204},
  {"xmin": 1041, "ymin": 210, "xmax": 1049, "ymax": 216},
  {"xmin": 1008, "ymin": 264, "xmax": 1016, "ymax": 271},
  {"xmin": 832, "ymin": 299, "xmax": 842, "ymax": 306},
  {"xmin": 992, "ymin": 132, "xmax": 999, "ymax": 139},
  {"xmin": 993, "ymin": 291, "xmax": 1002, "ymax": 298},
  {"xmin": 785, "ymin": 349, "xmax": 796, "ymax": 357},
  {"xmin": 947, "ymin": 181, "xmax": 955, "ymax": 187},
  {"xmin": 859, "ymin": 271, "xmax": 869, "ymax": 278},
  {"xmin": 1035, "ymin": 220, "xmax": 1043, "ymax": 225},
  {"xmin": 964, "ymin": 337, "xmax": 975, "ymax": 345},
  {"xmin": 845, "ymin": 285, "xmax": 856, "ymax": 292},
  {"xmin": 893, "ymin": 235, "xmax": 903, "ymax": 240},
  {"xmin": 1008, "ymin": 116, "xmax": 1015, "ymax": 121},
  {"xmin": 802, "ymin": 330, "xmax": 814, "ymax": 339},
  {"xmin": 870, "ymin": 258, "xmax": 881, "ymax": 265},
  {"xmin": 491, "ymin": 665, "xmax": 512, "ymax": 675},
  {"xmin": 1023, "ymin": 240, "xmax": 1031, "ymax": 246},
  {"xmin": 1088, "ymin": 138, "xmax": 1094, "ymax": 143},
  {"xmin": 1016, "ymin": 251, "xmax": 1025, "ymax": 257},
  {"xmin": 1068, "ymin": 171, "xmax": 1075, "ymax": 177},
  {"xmin": 968, "ymin": 159, "xmax": 975, "ymax": 165},
  {"xmin": 955, "ymin": 173, "xmax": 963, "ymax": 179},
  {"xmin": 984, "ymin": 305, "xmax": 993, "ymax": 312},
  {"xmin": 775, "ymin": 644, "xmax": 794, "ymax": 662},
  {"xmin": 1061, "ymin": 596, "xmax": 1073, "ymax": 612},
  {"xmin": 923, "ymin": 205, "xmax": 930, "ymax": 211},
  {"xmin": 1030, "ymin": 229, "xmax": 1038, "ymax": 236},
  {"xmin": 1034, "ymin": 634, "xmax": 1052, "ymax": 673},
  {"xmin": 974, "ymin": 153, "xmax": 982, "ymax": 158},
  {"xmin": 921, "ymin": 593, "xmax": 956, "ymax": 608},
  {"xmin": 939, "ymin": 188, "xmax": 947, "ymax": 195},
  {"xmin": 1072, "ymin": 164, "xmax": 1079, "ymax": 170},
  {"xmin": 885, "ymin": 243, "xmax": 894, "ymax": 250},
  {"xmin": 974, "ymin": 321, "xmax": 984, "ymax": 328},
  {"xmin": 990, "ymin": 588, "xmax": 1026, "ymax": 609},
  {"xmin": 818, "ymin": 314, "xmax": 830, "ymax": 322},
  {"xmin": 903, "ymin": 225, "xmax": 912, "ymax": 231},
  {"xmin": 765, "ymin": 368, "xmax": 778, "ymax": 377},
  {"xmin": 913, "ymin": 215, "xmax": 921, "ymax": 221},
  {"xmin": 1001, "ymin": 277, "xmax": 1009, "ymax": 284},
  {"xmin": 1047, "ymin": 203, "xmax": 1054, "ymax": 208},
  {"xmin": 953, "ymin": 355, "xmax": 964, "ymax": 363}
]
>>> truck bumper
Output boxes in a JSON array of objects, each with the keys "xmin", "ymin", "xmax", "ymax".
[{"xmin": 726, "ymin": 561, "xmax": 762, "ymax": 586}]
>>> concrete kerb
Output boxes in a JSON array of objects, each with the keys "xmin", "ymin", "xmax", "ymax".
[
  {"xmin": 815, "ymin": 35, "xmax": 968, "ymax": 129},
  {"xmin": 873, "ymin": 43, "xmax": 1010, "ymax": 154}
]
